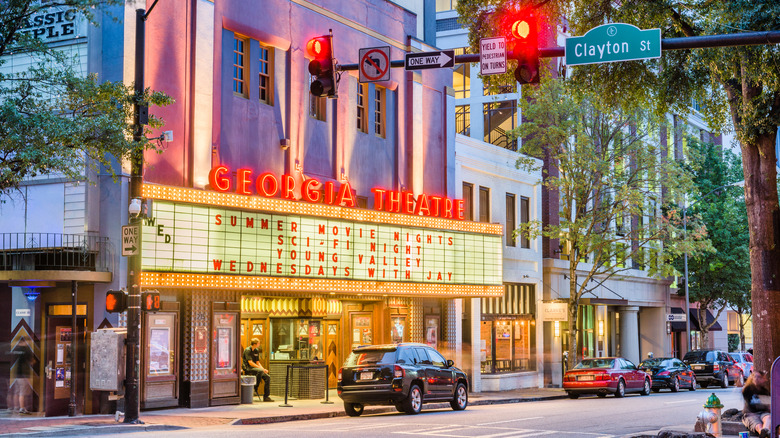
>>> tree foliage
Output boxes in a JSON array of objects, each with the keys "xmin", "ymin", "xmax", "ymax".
[
  {"xmin": 675, "ymin": 138, "xmax": 750, "ymax": 347},
  {"xmin": 515, "ymin": 77, "xmax": 706, "ymax": 367},
  {"xmin": 0, "ymin": 0, "xmax": 172, "ymax": 195}
]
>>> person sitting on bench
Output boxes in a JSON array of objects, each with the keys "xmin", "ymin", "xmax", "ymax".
[{"xmin": 243, "ymin": 338, "xmax": 273, "ymax": 402}]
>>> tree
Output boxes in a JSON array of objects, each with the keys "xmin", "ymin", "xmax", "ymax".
[
  {"xmin": 0, "ymin": 0, "xmax": 172, "ymax": 195},
  {"xmin": 563, "ymin": 0, "xmax": 780, "ymax": 373},
  {"xmin": 678, "ymin": 138, "xmax": 750, "ymax": 348},
  {"xmin": 514, "ymin": 77, "xmax": 705, "ymax": 368}
]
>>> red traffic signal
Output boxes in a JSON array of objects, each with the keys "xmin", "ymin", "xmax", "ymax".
[
  {"xmin": 307, "ymin": 35, "xmax": 337, "ymax": 97},
  {"xmin": 500, "ymin": 10, "xmax": 539, "ymax": 84},
  {"xmin": 141, "ymin": 291, "xmax": 161, "ymax": 312},
  {"xmin": 106, "ymin": 290, "xmax": 128, "ymax": 313}
]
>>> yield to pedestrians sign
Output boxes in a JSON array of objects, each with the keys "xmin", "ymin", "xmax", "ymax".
[
  {"xmin": 480, "ymin": 37, "xmax": 507, "ymax": 75},
  {"xmin": 566, "ymin": 23, "xmax": 661, "ymax": 66},
  {"xmin": 359, "ymin": 46, "xmax": 390, "ymax": 83}
]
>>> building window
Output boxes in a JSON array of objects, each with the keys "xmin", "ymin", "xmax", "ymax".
[
  {"xmin": 506, "ymin": 194, "xmax": 516, "ymax": 247},
  {"xmin": 258, "ymin": 43, "xmax": 274, "ymax": 105},
  {"xmin": 436, "ymin": 0, "xmax": 458, "ymax": 12},
  {"xmin": 453, "ymin": 49, "xmax": 471, "ymax": 99},
  {"xmin": 233, "ymin": 36, "xmax": 248, "ymax": 97},
  {"xmin": 520, "ymin": 196, "xmax": 530, "ymax": 248},
  {"xmin": 455, "ymin": 105, "xmax": 470, "ymax": 136},
  {"xmin": 480, "ymin": 284, "xmax": 536, "ymax": 374},
  {"xmin": 374, "ymin": 86, "xmax": 386, "ymax": 138},
  {"xmin": 357, "ymin": 83, "xmax": 368, "ymax": 133},
  {"xmin": 462, "ymin": 182, "xmax": 474, "ymax": 221},
  {"xmin": 483, "ymin": 74, "xmax": 516, "ymax": 95},
  {"xmin": 309, "ymin": 75, "xmax": 327, "ymax": 121},
  {"xmin": 483, "ymin": 101, "xmax": 517, "ymax": 150},
  {"xmin": 479, "ymin": 186, "xmax": 490, "ymax": 223}
]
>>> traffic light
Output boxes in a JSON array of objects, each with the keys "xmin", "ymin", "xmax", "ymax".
[
  {"xmin": 141, "ymin": 291, "xmax": 161, "ymax": 312},
  {"xmin": 106, "ymin": 290, "xmax": 128, "ymax": 313},
  {"xmin": 502, "ymin": 10, "xmax": 539, "ymax": 84},
  {"xmin": 307, "ymin": 34, "xmax": 337, "ymax": 97}
]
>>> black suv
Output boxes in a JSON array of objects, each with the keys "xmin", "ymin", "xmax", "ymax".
[
  {"xmin": 337, "ymin": 343, "xmax": 469, "ymax": 416},
  {"xmin": 682, "ymin": 349, "xmax": 743, "ymax": 388}
]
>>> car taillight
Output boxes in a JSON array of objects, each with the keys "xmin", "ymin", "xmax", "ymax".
[
  {"xmin": 563, "ymin": 374, "xmax": 574, "ymax": 382},
  {"xmin": 338, "ymin": 367, "xmax": 343, "ymax": 381},
  {"xmin": 713, "ymin": 364, "xmax": 720, "ymax": 372},
  {"xmin": 597, "ymin": 373, "xmax": 611, "ymax": 381},
  {"xmin": 658, "ymin": 371, "xmax": 670, "ymax": 376},
  {"xmin": 394, "ymin": 365, "xmax": 405, "ymax": 378}
]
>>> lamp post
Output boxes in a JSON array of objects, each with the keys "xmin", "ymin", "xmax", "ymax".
[{"xmin": 682, "ymin": 180, "xmax": 745, "ymax": 352}]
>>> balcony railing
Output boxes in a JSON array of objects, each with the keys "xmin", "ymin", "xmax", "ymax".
[{"xmin": 0, "ymin": 233, "xmax": 111, "ymax": 272}]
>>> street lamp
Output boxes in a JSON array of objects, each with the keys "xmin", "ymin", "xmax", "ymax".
[{"xmin": 682, "ymin": 180, "xmax": 745, "ymax": 352}]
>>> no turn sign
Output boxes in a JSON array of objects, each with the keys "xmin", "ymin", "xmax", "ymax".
[{"xmin": 359, "ymin": 46, "xmax": 390, "ymax": 83}]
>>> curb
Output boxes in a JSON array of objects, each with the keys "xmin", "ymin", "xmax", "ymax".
[{"xmin": 237, "ymin": 394, "xmax": 569, "ymax": 425}]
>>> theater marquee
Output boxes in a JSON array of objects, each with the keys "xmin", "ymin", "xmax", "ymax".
[{"xmin": 139, "ymin": 184, "xmax": 504, "ymax": 297}]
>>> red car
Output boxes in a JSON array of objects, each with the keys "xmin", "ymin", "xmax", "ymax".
[{"xmin": 563, "ymin": 357, "xmax": 652, "ymax": 399}]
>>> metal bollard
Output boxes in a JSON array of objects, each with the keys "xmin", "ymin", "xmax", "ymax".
[{"xmin": 279, "ymin": 364, "xmax": 292, "ymax": 407}]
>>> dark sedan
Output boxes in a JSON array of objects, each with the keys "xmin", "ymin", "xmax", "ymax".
[
  {"xmin": 337, "ymin": 343, "xmax": 469, "ymax": 416},
  {"xmin": 563, "ymin": 357, "xmax": 651, "ymax": 398},
  {"xmin": 639, "ymin": 357, "xmax": 697, "ymax": 392}
]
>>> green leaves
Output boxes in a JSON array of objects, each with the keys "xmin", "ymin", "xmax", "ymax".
[{"xmin": 0, "ymin": 0, "xmax": 172, "ymax": 195}]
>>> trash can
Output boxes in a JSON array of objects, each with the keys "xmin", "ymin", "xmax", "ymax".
[{"xmin": 240, "ymin": 375, "xmax": 256, "ymax": 404}]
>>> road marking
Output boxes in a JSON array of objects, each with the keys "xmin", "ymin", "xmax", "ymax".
[
  {"xmin": 664, "ymin": 399, "xmax": 696, "ymax": 404},
  {"xmin": 478, "ymin": 417, "xmax": 543, "ymax": 425}
]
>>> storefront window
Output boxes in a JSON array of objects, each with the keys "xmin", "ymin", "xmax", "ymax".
[
  {"xmin": 480, "ymin": 318, "xmax": 534, "ymax": 373},
  {"xmin": 270, "ymin": 318, "xmax": 324, "ymax": 361}
]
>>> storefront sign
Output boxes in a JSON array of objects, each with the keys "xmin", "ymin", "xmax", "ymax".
[
  {"xmin": 208, "ymin": 166, "xmax": 465, "ymax": 220},
  {"xmin": 141, "ymin": 200, "xmax": 502, "ymax": 285},
  {"xmin": 541, "ymin": 301, "xmax": 568, "ymax": 321},
  {"xmin": 16, "ymin": 7, "xmax": 86, "ymax": 44}
]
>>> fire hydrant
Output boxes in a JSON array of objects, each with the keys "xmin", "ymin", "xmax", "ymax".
[{"xmin": 697, "ymin": 393, "xmax": 724, "ymax": 437}]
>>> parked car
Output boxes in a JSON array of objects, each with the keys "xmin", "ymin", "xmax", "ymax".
[
  {"xmin": 337, "ymin": 343, "xmax": 469, "ymax": 416},
  {"xmin": 563, "ymin": 357, "xmax": 651, "ymax": 399},
  {"xmin": 638, "ymin": 357, "xmax": 697, "ymax": 392},
  {"xmin": 682, "ymin": 349, "xmax": 743, "ymax": 388},
  {"xmin": 729, "ymin": 352, "xmax": 754, "ymax": 378}
]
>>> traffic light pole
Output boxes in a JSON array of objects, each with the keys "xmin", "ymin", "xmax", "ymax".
[{"xmin": 337, "ymin": 30, "xmax": 780, "ymax": 71}]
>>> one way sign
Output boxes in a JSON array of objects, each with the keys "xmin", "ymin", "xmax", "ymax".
[
  {"xmin": 404, "ymin": 50, "xmax": 455, "ymax": 71},
  {"xmin": 122, "ymin": 225, "xmax": 140, "ymax": 256}
]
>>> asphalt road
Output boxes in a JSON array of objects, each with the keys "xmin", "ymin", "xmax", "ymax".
[{"xmin": 80, "ymin": 386, "xmax": 744, "ymax": 438}]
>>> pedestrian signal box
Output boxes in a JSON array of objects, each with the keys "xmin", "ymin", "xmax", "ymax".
[
  {"xmin": 105, "ymin": 290, "xmax": 128, "ymax": 313},
  {"xmin": 141, "ymin": 291, "xmax": 161, "ymax": 312}
]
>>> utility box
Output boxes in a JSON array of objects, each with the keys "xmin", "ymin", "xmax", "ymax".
[{"xmin": 90, "ymin": 328, "xmax": 127, "ymax": 392}]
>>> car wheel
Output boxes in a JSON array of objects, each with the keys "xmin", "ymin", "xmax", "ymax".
[
  {"xmin": 671, "ymin": 377, "xmax": 680, "ymax": 393},
  {"xmin": 689, "ymin": 376, "xmax": 697, "ymax": 391},
  {"xmin": 735, "ymin": 372, "xmax": 744, "ymax": 387},
  {"xmin": 614, "ymin": 379, "xmax": 626, "ymax": 398},
  {"xmin": 700, "ymin": 380, "xmax": 708, "ymax": 389},
  {"xmin": 394, "ymin": 403, "xmax": 405, "ymax": 413},
  {"xmin": 721, "ymin": 372, "xmax": 729, "ymax": 388},
  {"xmin": 402, "ymin": 384, "xmax": 423, "ymax": 415},
  {"xmin": 641, "ymin": 378, "xmax": 651, "ymax": 396},
  {"xmin": 344, "ymin": 402, "xmax": 364, "ymax": 417},
  {"xmin": 450, "ymin": 383, "xmax": 468, "ymax": 411},
  {"xmin": 567, "ymin": 392, "xmax": 579, "ymax": 399}
]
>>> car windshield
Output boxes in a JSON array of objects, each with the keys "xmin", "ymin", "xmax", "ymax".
[
  {"xmin": 640, "ymin": 358, "xmax": 674, "ymax": 368},
  {"xmin": 574, "ymin": 359, "xmax": 614, "ymax": 369},
  {"xmin": 344, "ymin": 350, "xmax": 396, "ymax": 366},
  {"xmin": 729, "ymin": 353, "xmax": 740, "ymax": 361}
]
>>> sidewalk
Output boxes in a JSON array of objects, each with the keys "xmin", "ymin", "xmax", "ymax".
[{"xmin": 0, "ymin": 387, "xmax": 567, "ymax": 436}]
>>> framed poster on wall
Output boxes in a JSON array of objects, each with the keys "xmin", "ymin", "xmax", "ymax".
[
  {"xmin": 391, "ymin": 316, "xmax": 405, "ymax": 344},
  {"xmin": 425, "ymin": 315, "xmax": 439, "ymax": 349}
]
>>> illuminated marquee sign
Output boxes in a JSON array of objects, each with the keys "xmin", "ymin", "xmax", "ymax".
[
  {"xmin": 141, "ymin": 200, "xmax": 502, "ymax": 286},
  {"xmin": 208, "ymin": 166, "xmax": 466, "ymax": 220}
]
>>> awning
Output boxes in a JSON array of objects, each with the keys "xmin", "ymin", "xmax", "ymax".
[{"xmin": 669, "ymin": 307, "xmax": 722, "ymax": 332}]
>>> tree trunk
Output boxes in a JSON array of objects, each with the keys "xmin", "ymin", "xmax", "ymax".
[
  {"xmin": 740, "ymin": 131, "xmax": 780, "ymax": 372},
  {"xmin": 567, "ymin": 299, "xmax": 579, "ymax": 370}
]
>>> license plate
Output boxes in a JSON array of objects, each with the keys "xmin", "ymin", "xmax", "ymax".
[
  {"xmin": 360, "ymin": 372, "xmax": 373, "ymax": 380},
  {"xmin": 578, "ymin": 375, "xmax": 594, "ymax": 381},
  {"xmin": 693, "ymin": 365, "xmax": 704, "ymax": 370}
]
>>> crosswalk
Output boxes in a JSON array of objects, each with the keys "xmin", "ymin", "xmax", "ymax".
[{"xmin": 288, "ymin": 421, "xmax": 617, "ymax": 437}]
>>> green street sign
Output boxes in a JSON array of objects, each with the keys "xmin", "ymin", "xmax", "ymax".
[{"xmin": 565, "ymin": 23, "xmax": 661, "ymax": 66}]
